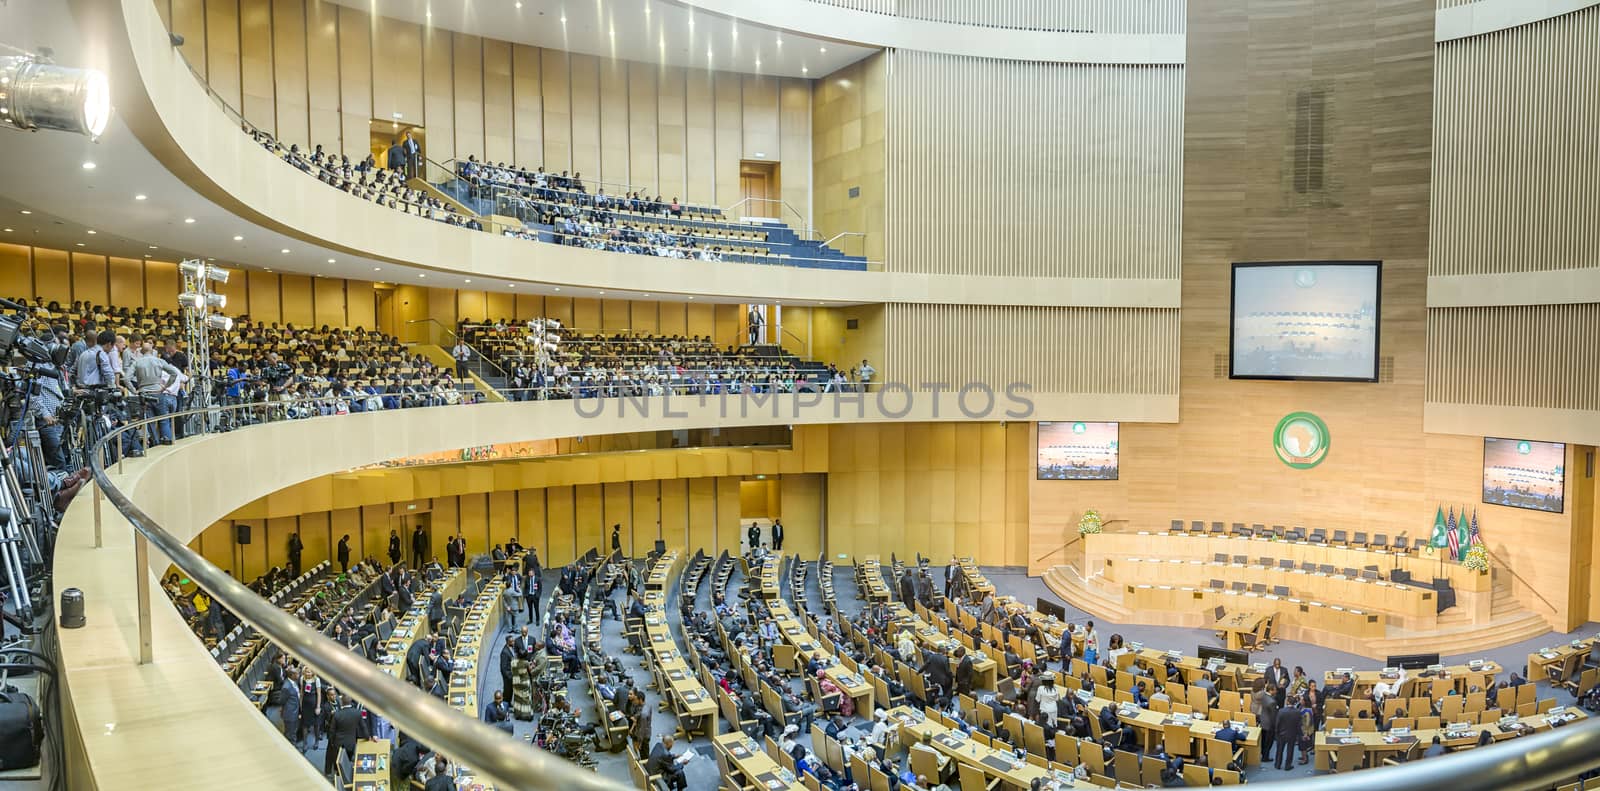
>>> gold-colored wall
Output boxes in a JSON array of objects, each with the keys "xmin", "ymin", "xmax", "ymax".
[
  {"xmin": 1025, "ymin": 0, "xmax": 1595, "ymax": 631},
  {"xmin": 804, "ymin": 0, "xmax": 1187, "ymax": 32},
  {"xmin": 812, "ymin": 53, "xmax": 887, "ymax": 262},
  {"xmin": 884, "ymin": 50, "xmax": 1183, "ymax": 278},
  {"xmin": 825, "ymin": 422, "xmax": 1033, "ymax": 567},
  {"xmin": 883, "ymin": 304, "xmax": 1180, "ymax": 395},
  {"xmin": 156, "ymin": 0, "xmax": 812, "ymax": 209}
]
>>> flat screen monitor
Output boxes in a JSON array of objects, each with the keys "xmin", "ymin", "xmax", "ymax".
[
  {"xmin": 1036, "ymin": 598, "xmax": 1067, "ymax": 621},
  {"xmin": 1197, "ymin": 646, "xmax": 1249, "ymax": 666},
  {"xmin": 1036, "ymin": 422, "xmax": 1119, "ymax": 480},
  {"xmin": 1230, "ymin": 261, "xmax": 1382, "ymax": 381},
  {"xmin": 1483, "ymin": 437, "xmax": 1566, "ymax": 513}
]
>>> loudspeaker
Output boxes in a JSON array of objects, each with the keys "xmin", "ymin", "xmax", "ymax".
[{"xmin": 236, "ymin": 524, "xmax": 252, "ymax": 545}]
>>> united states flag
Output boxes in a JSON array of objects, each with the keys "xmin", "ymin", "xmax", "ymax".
[
  {"xmin": 1446, "ymin": 507, "xmax": 1461, "ymax": 559},
  {"xmin": 1469, "ymin": 509, "xmax": 1481, "ymax": 547}
]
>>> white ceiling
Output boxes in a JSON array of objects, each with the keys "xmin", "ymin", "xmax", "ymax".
[{"xmin": 325, "ymin": 0, "xmax": 877, "ymax": 78}]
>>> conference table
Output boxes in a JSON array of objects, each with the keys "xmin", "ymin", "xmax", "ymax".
[
  {"xmin": 642, "ymin": 550, "xmax": 719, "ymax": 736},
  {"xmin": 767, "ymin": 599, "xmax": 875, "ymax": 714},
  {"xmin": 1123, "ymin": 583, "xmax": 1385, "ymax": 642},
  {"xmin": 1311, "ymin": 707, "xmax": 1587, "ymax": 770},
  {"xmin": 1528, "ymin": 636, "xmax": 1600, "ymax": 684},
  {"xmin": 888, "ymin": 602, "xmax": 999, "ymax": 690},
  {"xmin": 1214, "ymin": 610, "xmax": 1266, "ymax": 651},
  {"xmin": 349, "ymin": 737, "xmax": 392, "ymax": 790},
  {"xmin": 859, "ymin": 557, "xmax": 893, "ymax": 602},
  {"xmin": 751, "ymin": 553, "xmax": 782, "ymax": 600},
  {"xmin": 888, "ymin": 706, "xmax": 1067, "ymax": 789},
  {"xmin": 715, "ymin": 731, "xmax": 806, "ymax": 791},
  {"xmin": 1112, "ymin": 556, "xmax": 1436, "ymax": 620},
  {"xmin": 378, "ymin": 569, "xmax": 466, "ymax": 680},
  {"xmin": 1323, "ymin": 661, "xmax": 1500, "ymax": 698},
  {"xmin": 959, "ymin": 558, "xmax": 996, "ymax": 600}
]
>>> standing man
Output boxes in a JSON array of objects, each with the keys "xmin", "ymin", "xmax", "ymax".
[
  {"xmin": 160, "ymin": 339, "xmax": 190, "ymax": 439},
  {"xmin": 336, "ymin": 534, "xmax": 352, "ymax": 573},
  {"xmin": 129, "ymin": 346, "xmax": 182, "ymax": 448},
  {"xmin": 451, "ymin": 338, "xmax": 472, "ymax": 378},
  {"xmin": 858, "ymin": 359, "xmax": 876, "ymax": 391},
  {"xmin": 523, "ymin": 565, "xmax": 542, "ymax": 625},
  {"xmin": 287, "ymin": 532, "xmax": 304, "ymax": 577},
  {"xmin": 388, "ymin": 529, "xmax": 402, "ymax": 567},
  {"xmin": 771, "ymin": 519, "xmax": 784, "ymax": 552},
  {"xmin": 1267, "ymin": 658, "xmax": 1290, "ymax": 708},
  {"xmin": 747, "ymin": 522, "xmax": 761, "ymax": 553},
  {"xmin": 324, "ymin": 694, "xmax": 371, "ymax": 779},
  {"xmin": 499, "ymin": 635, "xmax": 518, "ymax": 702},
  {"xmin": 611, "ymin": 524, "xmax": 623, "ymax": 555},
  {"xmin": 401, "ymin": 130, "xmax": 421, "ymax": 179},
  {"xmin": 747, "ymin": 305, "xmax": 766, "ymax": 345},
  {"xmin": 411, "ymin": 523, "xmax": 428, "ymax": 569}
]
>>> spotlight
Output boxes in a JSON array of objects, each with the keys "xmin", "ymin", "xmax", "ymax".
[
  {"xmin": 0, "ymin": 55, "xmax": 113, "ymax": 139},
  {"xmin": 179, "ymin": 292, "xmax": 226, "ymax": 310},
  {"xmin": 203, "ymin": 314, "xmax": 234, "ymax": 331},
  {"xmin": 178, "ymin": 260, "xmax": 230, "ymax": 283}
]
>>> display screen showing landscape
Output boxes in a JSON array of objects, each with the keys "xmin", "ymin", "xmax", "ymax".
[
  {"xmin": 1482, "ymin": 438, "xmax": 1566, "ymax": 513},
  {"xmin": 1231, "ymin": 262, "xmax": 1382, "ymax": 381},
  {"xmin": 1037, "ymin": 422, "xmax": 1120, "ymax": 480}
]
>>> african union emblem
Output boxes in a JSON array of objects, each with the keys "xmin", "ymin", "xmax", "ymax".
[{"xmin": 1273, "ymin": 412, "xmax": 1330, "ymax": 469}]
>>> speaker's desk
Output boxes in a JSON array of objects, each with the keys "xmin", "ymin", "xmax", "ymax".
[
  {"xmin": 1124, "ymin": 584, "xmax": 1385, "ymax": 641},
  {"xmin": 1111, "ymin": 557, "xmax": 1436, "ymax": 621}
]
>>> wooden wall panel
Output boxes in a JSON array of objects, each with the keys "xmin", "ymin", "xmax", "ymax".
[
  {"xmin": 779, "ymin": 81, "xmax": 813, "ymax": 227},
  {"xmin": 627, "ymin": 61, "xmax": 659, "ymax": 196},
  {"xmin": 742, "ymin": 75, "xmax": 781, "ymax": 163},
  {"xmin": 712, "ymin": 74, "xmax": 743, "ymax": 207},
  {"xmin": 1431, "ymin": 7, "xmax": 1600, "ymax": 276},
  {"xmin": 144, "ymin": 261, "xmax": 180, "ymax": 308},
  {"xmin": 205, "ymin": 0, "xmax": 243, "ymax": 109},
  {"xmin": 568, "ymin": 55, "xmax": 602, "ymax": 181},
  {"xmin": 304, "ymin": 0, "xmax": 341, "ymax": 150},
  {"xmin": 602, "ymin": 482, "xmax": 633, "ymax": 555},
  {"xmin": 108, "ymin": 257, "xmax": 146, "ymax": 307},
  {"xmin": 658, "ymin": 66, "xmax": 690, "ymax": 201},
  {"xmin": 631, "ymin": 481, "xmax": 660, "ymax": 548},
  {"xmin": 813, "ymin": 53, "xmax": 886, "ymax": 262},
  {"xmin": 452, "ymin": 33, "xmax": 486, "ymax": 162},
  {"xmin": 483, "ymin": 39, "xmax": 515, "ymax": 164},
  {"xmin": 246, "ymin": 271, "xmax": 281, "ymax": 323},
  {"xmin": 1427, "ymin": 305, "xmax": 1600, "ymax": 412},
  {"xmin": 574, "ymin": 483, "xmax": 603, "ymax": 556},
  {"xmin": 372, "ymin": 16, "xmax": 423, "ymax": 126},
  {"xmin": 313, "ymin": 277, "xmax": 346, "ymax": 327},
  {"xmin": 33, "ymin": 249, "xmax": 71, "ymax": 304},
  {"xmin": 238, "ymin": 0, "xmax": 276, "ymax": 134},
  {"xmin": 885, "ymin": 304, "xmax": 1180, "ymax": 395},
  {"xmin": 517, "ymin": 490, "xmax": 548, "ymax": 562},
  {"xmin": 716, "ymin": 477, "xmax": 742, "ymax": 556},
  {"xmin": 540, "ymin": 50, "xmax": 572, "ymax": 170},
  {"xmin": 660, "ymin": 478, "xmax": 689, "ymax": 550},
  {"xmin": 336, "ymin": 5, "xmax": 371, "ymax": 159},
  {"xmin": 511, "ymin": 45, "xmax": 544, "ymax": 169},
  {"xmin": 269, "ymin": 0, "xmax": 308, "ymax": 147},
  {"xmin": 545, "ymin": 486, "xmax": 576, "ymax": 565},
  {"xmin": 687, "ymin": 478, "xmax": 716, "ymax": 555},
  {"xmin": 170, "ymin": 0, "xmax": 209, "ymax": 79},
  {"xmin": 422, "ymin": 27, "xmax": 456, "ymax": 163},
  {"xmin": 69, "ymin": 254, "xmax": 109, "ymax": 306},
  {"xmin": 0, "ymin": 245, "xmax": 30, "ymax": 298},
  {"xmin": 598, "ymin": 60, "xmax": 631, "ymax": 188},
  {"xmin": 279, "ymin": 274, "xmax": 313, "ymax": 325},
  {"xmin": 885, "ymin": 50, "xmax": 1183, "ymax": 277}
]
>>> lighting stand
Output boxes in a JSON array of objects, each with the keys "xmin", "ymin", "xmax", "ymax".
[{"xmin": 178, "ymin": 260, "xmax": 232, "ymax": 434}]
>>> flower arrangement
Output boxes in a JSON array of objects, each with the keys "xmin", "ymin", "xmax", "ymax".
[
  {"xmin": 1078, "ymin": 509, "xmax": 1104, "ymax": 536},
  {"xmin": 1463, "ymin": 544, "xmax": 1489, "ymax": 573}
]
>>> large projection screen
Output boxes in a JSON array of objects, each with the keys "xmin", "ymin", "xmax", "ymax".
[
  {"xmin": 1482, "ymin": 438, "xmax": 1566, "ymax": 514},
  {"xmin": 1230, "ymin": 262, "xmax": 1382, "ymax": 381},
  {"xmin": 1037, "ymin": 422, "xmax": 1120, "ymax": 480}
]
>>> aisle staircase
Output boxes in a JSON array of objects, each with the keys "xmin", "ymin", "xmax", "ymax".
[{"xmin": 1041, "ymin": 564, "xmax": 1554, "ymax": 659}]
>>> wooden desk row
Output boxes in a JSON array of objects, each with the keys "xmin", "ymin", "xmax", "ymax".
[
  {"xmin": 641, "ymin": 550, "xmax": 719, "ymax": 738},
  {"xmin": 886, "ymin": 602, "xmax": 999, "ymax": 690},
  {"xmin": 858, "ymin": 557, "xmax": 893, "ymax": 603},
  {"xmin": 767, "ymin": 599, "xmax": 876, "ymax": 714},
  {"xmin": 378, "ymin": 569, "xmax": 466, "ymax": 680},
  {"xmin": 1090, "ymin": 531, "xmax": 1489, "ymax": 594},
  {"xmin": 1110, "ymin": 557, "xmax": 1435, "ymax": 620},
  {"xmin": 1528, "ymin": 635, "xmax": 1600, "ymax": 685},
  {"xmin": 1124, "ymin": 584, "xmax": 1385, "ymax": 641},
  {"xmin": 1311, "ymin": 707, "xmax": 1588, "ymax": 770},
  {"xmin": 958, "ymin": 558, "xmax": 996, "ymax": 600}
]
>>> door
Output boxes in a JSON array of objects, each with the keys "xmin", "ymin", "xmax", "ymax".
[
  {"xmin": 739, "ymin": 160, "xmax": 780, "ymax": 218},
  {"xmin": 375, "ymin": 287, "xmax": 396, "ymax": 338}
]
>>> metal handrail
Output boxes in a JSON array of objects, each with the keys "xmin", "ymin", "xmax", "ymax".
[
  {"xmin": 821, "ymin": 230, "xmax": 867, "ymax": 247},
  {"xmin": 502, "ymin": 223, "xmax": 877, "ymax": 268},
  {"xmin": 1479, "ymin": 544, "xmax": 1560, "ymax": 617},
  {"xmin": 404, "ymin": 318, "xmax": 510, "ymax": 380},
  {"xmin": 724, "ymin": 196, "xmax": 814, "ymax": 235},
  {"xmin": 87, "ymin": 395, "xmax": 627, "ymax": 791},
  {"xmin": 442, "ymin": 157, "xmax": 646, "ymax": 198}
]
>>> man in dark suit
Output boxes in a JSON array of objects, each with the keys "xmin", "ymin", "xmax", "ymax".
[
  {"xmin": 483, "ymin": 689, "xmax": 514, "ymax": 733},
  {"xmin": 323, "ymin": 694, "xmax": 371, "ymax": 778},
  {"xmin": 405, "ymin": 633, "xmax": 430, "ymax": 685},
  {"xmin": 499, "ymin": 635, "xmax": 517, "ymax": 700},
  {"xmin": 647, "ymin": 734, "xmax": 689, "ymax": 791},
  {"xmin": 423, "ymin": 757, "xmax": 454, "ymax": 791},
  {"xmin": 287, "ymin": 532, "xmax": 304, "ymax": 576},
  {"xmin": 392, "ymin": 735, "xmax": 426, "ymax": 782},
  {"xmin": 898, "ymin": 571, "xmax": 916, "ymax": 605},
  {"xmin": 771, "ymin": 520, "xmax": 784, "ymax": 551},
  {"xmin": 400, "ymin": 130, "xmax": 421, "ymax": 178},
  {"xmin": 1267, "ymin": 659, "xmax": 1290, "ymax": 707},
  {"xmin": 747, "ymin": 522, "xmax": 761, "ymax": 552},
  {"xmin": 411, "ymin": 524, "xmax": 428, "ymax": 568},
  {"xmin": 921, "ymin": 650, "xmax": 953, "ymax": 699},
  {"xmin": 1274, "ymin": 704, "xmax": 1303, "ymax": 770},
  {"xmin": 954, "ymin": 647, "xmax": 975, "ymax": 695},
  {"xmin": 611, "ymin": 524, "xmax": 622, "ymax": 554},
  {"xmin": 336, "ymin": 534, "xmax": 352, "ymax": 573},
  {"xmin": 386, "ymin": 139, "xmax": 405, "ymax": 173}
]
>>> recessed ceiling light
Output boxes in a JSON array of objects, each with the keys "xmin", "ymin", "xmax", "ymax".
[
  {"xmin": 280, "ymin": 248, "xmax": 290, "ymax": 254},
  {"xmin": 464, "ymin": 278, "xmax": 472, "ymax": 283},
  {"xmin": 755, "ymin": 60, "xmax": 761, "ymax": 68},
  {"xmin": 233, "ymin": 235, "xmax": 244, "ymax": 241},
  {"xmin": 560, "ymin": 14, "xmax": 567, "ymax": 22},
  {"xmin": 514, "ymin": 1, "xmax": 521, "ymax": 7},
  {"xmin": 184, "ymin": 217, "xmax": 195, "ymax": 223},
  {"xmin": 135, "ymin": 194, "xmax": 147, "ymax": 201},
  {"xmin": 598, "ymin": 291, "xmax": 606, "ymax": 295},
  {"xmin": 553, "ymin": 287, "xmax": 561, "ymax": 292},
  {"xmin": 75, "ymin": 242, "xmax": 84, "ymax": 247},
  {"xmin": 373, "ymin": 266, "xmax": 382, "ymax": 271},
  {"xmin": 19, "ymin": 210, "xmax": 31, "ymax": 215},
  {"xmin": 327, "ymin": 258, "xmax": 336, "ymax": 263},
  {"xmin": 144, "ymin": 254, "xmax": 151, "ymax": 258},
  {"xmin": 392, "ymin": 112, "xmax": 403, "ymax": 119},
  {"xmin": 642, "ymin": 293, "xmax": 650, "ymax": 297},
  {"xmin": 508, "ymin": 284, "xmax": 515, "ymax": 288},
  {"xmin": 688, "ymin": 296, "xmax": 695, "ymax": 300},
  {"xmin": 820, "ymin": 47, "xmax": 827, "ymax": 53},
  {"xmin": 776, "ymin": 37, "xmax": 783, "ymax": 47},
  {"xmin": 148, "ymin": 245, "xmax": 158, "ymax": 249},
  {"xmin": 802, "ymin": 67, "xmax": 809, "ymax": 74},
  {"xmin": 1, "ymin": 229, "xmax": 10, "ymax": 233},
  {"xmin": 418, "ymin": 273, "xmax": 426, "ymax": 278},
  {"xmin": 425, "ymin": 10, "xmax": 432, "ymax": 19},
  {"xmin": 732, "ymin": 29, "xmax": 738, "ymax": 39},
  {"xmin": 82, "ymin": 161, "xmax": 96, "ymax": 170},
  {"xmin": 86, "ymin": 229, "xmax": 96, "ymax": 234}
]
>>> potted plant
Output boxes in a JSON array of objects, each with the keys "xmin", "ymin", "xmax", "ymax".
[{"xmin": 1463, "ymin": 544, "xmax": 1489, "ymax": 573}]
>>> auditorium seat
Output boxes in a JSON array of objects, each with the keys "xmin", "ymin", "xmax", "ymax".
[
  {"xmin": 1310, "ymin": 528, "xmax": 1328, "ymax": 544},
  {"xmin": 1250, "ymin": 583, "xmax": 1267, "ymax": 594},
  {"xmin": 1211, "ymin": 521, "xmax": 1226, "ymax": 534},
  {"xmin": 1230, "ymin": 582, "xmax": 1246, "ymax": 592},
  {"xmin": 1272, "ymin": 585, "xmax": 1290, "ymax": 597},
  {"xmin": 1271, "ymin": 525, "xmax": 1286, "ymax": 538},
  {"xmin": 1287, "ymin": 527, "xmax": 1306, "ymax": 541},
  {"xmin": 1333, "ymin": 530, "xmax": 1349, "ymax": 544},
  {"xmin": 1230, "ymin": 523, "xmax": 1248, "ymax": 537},
  {"xmin": 1253, "ymin": 524, "xmax": 1270, "ymax": 538},
  {"xmin": 1353, "ymin": 532, "xmax": 1369, "ymax": 547},
  {"xmin": 1231, "ymin": 555, "xmax": 1247, "ymax": 565},
  {"xmin": 1210, "ymin": 580, "xmax": 1225, "ymax": 590},
  {"xmin": 1171, "ymin": 519, "xmax": 1186, "ymax": 533},
  {"xmin": 1191, "ymin": 520, "xmax": 1206, "ymax": 533},
  {"xmin": 1319, "ymin": 564, "xmax": 1336, "ymax": 574},
  {"xmin": 1257, "ymin": 557, "xmax": 1272, "ymax": 567},
  {"xmin": 1371, "ymin": 534, "xmax": 1389, "ymax": 549},
  {"xmin": 1213, "ymin": 553, "xmax": 1228, "ymax": 563},
  {"xmin": 1277, "ymin": 559, "xmax": 1294, "ymax": 570}
]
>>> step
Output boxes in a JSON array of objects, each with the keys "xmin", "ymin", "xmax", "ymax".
[
  {"xmin": 1042, "ymin": 567, "xmax": 1133, "ymax": 623},
  {"xmin": 1367, "ymin": 610, "xmax": 1551, "ymax": 656}
]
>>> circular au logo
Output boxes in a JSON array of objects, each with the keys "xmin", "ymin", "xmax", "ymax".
[
  {"xmin": 1071, "ymin": 422, "xmax": 1088, "ymax": 434},
  {"xmin": 1273, "ymin": 412, "xmax": 1330, "ymax": 469}
]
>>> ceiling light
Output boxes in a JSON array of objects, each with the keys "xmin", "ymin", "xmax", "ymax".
[
  {"xmin": 135, "ymin": 194, "xmax": 147, "ymax": 201},
  {"xmin": 418, "ymin": 273, "xmax": 426, "ymax": 278},
  {"xmin": 732, "ymin": 29, "xmax": 738, "ymax": 39},
  {"xmin": 776, "ymin": 37, "xmax": 783, "ymax": 47},
  {"xmin": 515, "ymin": 1, "xmax": 522, "ymax": 7},
  {"xmin": 560, "ymin": 14, "xmax": 567, "ymax": 22},
  {"xmin": 820, "ymin": 47, "xmax": 828, "ymax": 53},
  {"xmin": 280, "ymin": 248, "xmax": 290, "ymax": 254},
  {"xmin": 553, "ymin": 287, "xmax": 561, "ymax": 292},
  {"xmin": 392, "ymin": 112, "xmax": 403, "ymax": 119},
  {"xmin": 802, "ymin": 67, "xmax": 809, "ymax": 74},
  {"xmin": 464, "ymin": 278, "xmax": 472, "ymax": 283},
  {"xmin": 75, "ymin": 242, "xmax": 84, "ymax": 247},
  {"xmin": 755, "ymin": 60, "xmax": 761, "ymax": 68},
  {"xmin": 233, "ymin": 235, "xmax": 243, "ymax": 241},
  {"xmin": 82, "ymin": 161, "xmax": 96, "ymax": 170},
  {"xmin": 425, "ymin": 10, "xmax": 432, "ymax": 19},
  {"xmin": 598, "ymin": 291, "xmax": 606, "ymax": 295},
  {"xmin": 86, "ymin": 229, "xmax": 96, "ymax": 234},
  {"xmin": 19, "ymin": 210, "xmax": 31, "ymax": 215},
  {"xmin": 184, "ymin": 217, "xmax": 195, "ymax": 223},
  {"xmin": 508, "ymin": 284, "xmax": 515, "ymax": 288},
  {"xmin": 2, "ymin": 229, "xmax": 10, "ymax": 233},
  {"xmin": 204, "ymin": 314, "xmax": 234, "ymax": 331},
  {"xmin": 688, "ymin": 296, "xmax": 695, "ymax": 300},
  {"xmin": 373, "ymin": 267, "xmax": 381, "ymax": 271},
  {"xmin": 328, "ymin": 258, "xmax": 336, "ymax": 263}
]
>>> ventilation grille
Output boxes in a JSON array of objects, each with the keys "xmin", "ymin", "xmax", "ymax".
[
  {"xmin": 1214, "ymin": 353, "xmax": 1229, "ymax": 379},
  {"xmin": 1379, "ymin": 356, "xmax": 1395, "ymax": 383},
  {"xmin": 1294, "ymin": 89, "xmax": 1328, "ymax": 194}
]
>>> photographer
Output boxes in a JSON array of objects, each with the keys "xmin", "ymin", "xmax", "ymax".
[
  {"xmin": 129, "ymin": 346, "xmax": 183, "ymax": 447},
  {"xmin": 24, "ymin": 350, "xmax": 68, "ymax": 470}
]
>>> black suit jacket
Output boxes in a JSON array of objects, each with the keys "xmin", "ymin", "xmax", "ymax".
[
  {"xmin": 921, "ymin": 653, "xmax": 953, "ymax": 689},
  {"xmin": 955, "ymin": 656, "xmax": 975, "ymax": 691},
  {"xmin": 647, "ymin": 743, "xmax": 678, "ymax": 776},
  {"xmin": 329, "ymin": 705, "xmax": 370, "ymax": 753},
  {"xmin": 424, "ymin": 773, "xmax": 455, "ymax": 791},
  {"xmin": 1267, "ymin": 666, "xmax": 1290, "ymax": 690}
]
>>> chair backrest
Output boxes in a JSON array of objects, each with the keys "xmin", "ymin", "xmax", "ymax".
[
  {"xmin": 1163, "ymin": 723, "xmax": 1191, "ymax": 757},
  {"xmin": 956, "ymin": 762, "xmax": 987, "ymax": 791},
  {"xmin": 1172, "ymin": 519, "xmax": 1186, "ymax": 532},
  {"xmin": 1214, "ymin": 553, "xmax": 1228, "ymax": 563},
  {"xmin": 909, "ymin": 745, "xmax": 941, "ymax": 779},
  {"xmin": 1354, "ymin": 532, "xmax": 1369, "ymax": 544},
  {"xmin": 1232, "ymin": 555, "xmax": 1247, "ymax": 565},
  {"xmin": 1333, "ymin": 530, "xmax": 1348, "ymax": 543}
]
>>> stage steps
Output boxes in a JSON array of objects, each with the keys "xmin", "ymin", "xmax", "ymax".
[{"xmin": 1041, "ymin": 564, "xmax": 1555, "ymax": 660}]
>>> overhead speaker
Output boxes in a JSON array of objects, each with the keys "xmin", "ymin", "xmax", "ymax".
[{"xmin": 236, "ymin": 524, "xmax": 252, "ymax": 545}]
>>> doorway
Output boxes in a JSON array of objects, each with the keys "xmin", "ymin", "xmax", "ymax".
[
  {"xmin": 395, "ymin": 512, "xmax": 433, "ymax": 567},
  {"xmin": 739, "ymin": 478, "xmax": 780, "ymax": 552},
  {"xmin": 370, "ymin": 122, "xmax": 427, "ymax": 175},
  {"xmin": 374, "ymin": 286, "xmax": 397, "ymax": 338},
  {"xmin": 739, "ymin": 160, "xmax": 780, "ymax": 219}
]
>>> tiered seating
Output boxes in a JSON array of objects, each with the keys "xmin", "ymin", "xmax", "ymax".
[{"xmin": 251, "ymin": 132, "xmax": 481, "ymax": 229}]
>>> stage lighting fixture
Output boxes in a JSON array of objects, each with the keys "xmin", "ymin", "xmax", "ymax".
[
  {"xmin": 203, "ymin": 314, "xmax": 234, "ymax": 331},
  {"xmin": 0, "ymin": 55, "xmax": 113, "ymax": 139},
  {"xmin": 179, "ymin": 292, "xmax": 226, "ymax": 310}
]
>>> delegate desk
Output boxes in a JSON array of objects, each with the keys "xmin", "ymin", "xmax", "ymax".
[
  {"xmin": 1213, "ymin": 611, "xmax": 1266, "ymax": 652},
  {"xmin": 1322, "ymin": 662, "xmax": 1500, "ymax": 699},
  {"xmin": 1124, "ymin": 646, "xmax": 1263, "ymax": 691},
  {"xmin": 889, "ymin": 603, "xmax": 999, "ymax": 690},
  {"xmin": 889, "ymin": 706, "xmax": 1065, "ymax": 789},
  {"xmin": 1312, "ymin": 707, "xmax": 1587, "ymax": 770},
  {"xmin": 768, "ymin": 600, "xmax": 875, "ymax": 714},
  {"xmin": 447, "ymin": 574, "xmax": 506, "ymax": 722},
  {"xmin": 1528, "ymin": 636, "xmax": 1600, "ymax": 684},
  {"xmin": 378, "ymin": 569, "xmax": 466, "ymax": 679},
  {"xmin": 1054, "ymin": 677, "xmax": 1263, "ymax": 766},
  {"xmin": 642, "ymin": 550, "xmax": 719, "ymax": 737},
  {"xmin": 1090, "ymin": 531, "xmax": 1488, "ymax": 598},
  {"xmin": 715, "ymin": 731, "xmax": 806, "ymax": 791},
  {"xmin": 751, "ymin": 554, "xmax": 781, "ymax": 600},
  {"xmin": 351, "ymin": 738, "xmax": 392, "ymax": 791},
  {"xmin": 1124, "ymin": 584, "xmax": 1384, "ymax": 643},
  {"xmin": 859, "ymin": 557, "xmax": 893, "ymax": 603},
  {"xmin": 959, "ymin": 558, "xmax": 996, "ymax": 601}
]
